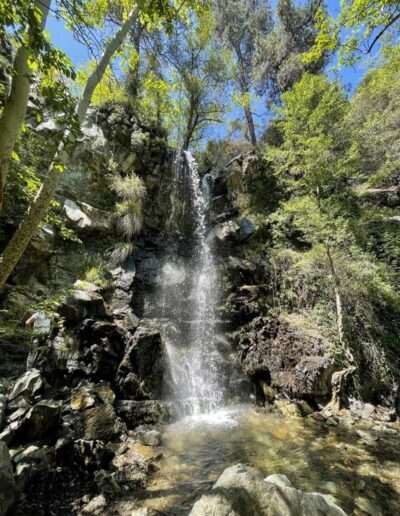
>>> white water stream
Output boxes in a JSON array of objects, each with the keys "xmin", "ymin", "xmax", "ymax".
[{"xmin": 161, "ymin": 150, "xmax": 223, "ymax": 416}]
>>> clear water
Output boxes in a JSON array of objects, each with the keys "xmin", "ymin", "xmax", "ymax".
[{"xmin": 129, "ymin": 406, "xmax": 400, "ymax": 515}]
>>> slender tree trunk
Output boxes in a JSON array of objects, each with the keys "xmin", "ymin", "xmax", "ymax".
[
  {"xmin": 0, "ymin": 0, "xmax": 50, "ymax": 212},
  {"xmin": 243, "ymin": 103, "xmax": 257, "ymax": 147},
  {"xmin": 236, "ymin": 49, "xmax": 257, "ymax": 147},
  {"xmin": 325, "ymin": 244, "xmax": 354, "ymax": 364},
  {"xmin": 0, "ymin": 10, "xmax": 137, "ymax": 288},
  {"xmin": 183, "ymin": 105, "xmax": 197, "ymax": 150},
  {"xmin": 127, "ymin": 17, "xmax": 143, "ymax": 98}
]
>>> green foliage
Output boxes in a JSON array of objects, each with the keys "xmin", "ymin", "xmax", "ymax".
[
  {"xmin": 304, "ymin": 0, "xmax": 400, "ymax": 66},
  {"xmin": 160, "ymin": 8, "xmax": 231, "ymax": 148},
  {"xmin": 348, "ymin": 45, "xmax": 400, "ymax": 186},
  {"xmin": 255, "ymin": 0, "xmax": 329, "ymax": 99},
  {"xmin": 76, "ymin": 61, "xmax": 128, "ymax": 106},
  {"xmin": 77, "ymin": 255, "xmax": 111, "ymax": 288},
  {"xmin": 109, "ymin": 170, "xmax": 146, "ymax": 263},
  {"xmin": 266, "ymin": 73, "xmax": 356, "ymax": 243},
  {"xmin": 261, "ymin": 68, "xmax": 400, "ymax": 386}
]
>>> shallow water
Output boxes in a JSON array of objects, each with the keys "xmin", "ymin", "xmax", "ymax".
[{"xmin": 131, "ymin": 405, "xmax": 400, "ymax": 515}]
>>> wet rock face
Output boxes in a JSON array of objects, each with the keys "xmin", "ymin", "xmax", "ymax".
[
  {"xmin": 189, "ymin": 463, "xmax": 346, "ymax": 516},
  {"xmin": 237, "ymin": 316, "xmax": 338, "ymax": 402},
  {"xmin": 115, "ymin": 400, "xmax": 171, "ymax": 428},
  {"xmin": 116, "ymin": 324, "xmax": 163, "ymax": 399}
]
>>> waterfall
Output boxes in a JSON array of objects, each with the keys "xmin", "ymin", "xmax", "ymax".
[{"xmin": 160, "ymin": 150, "xmax": 223, "ymax": 416}]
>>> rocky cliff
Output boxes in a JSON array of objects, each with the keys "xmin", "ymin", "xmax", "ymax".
[{"xmin": 0, "ymin": 104, "xmax": 398, "ymax": 514}]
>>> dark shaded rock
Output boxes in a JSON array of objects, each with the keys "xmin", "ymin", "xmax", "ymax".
[
  {"xmin": 78, "ymin": 320, "xmax": 127, "ymax": 380},
  {"xmin": 8, "ymin": 369, "xmax": 44, "ymax": 402},
  {"xmin": 329, "ymin": 366, "xmax": 357, "ymax": 411},
  {"xmin": 60, "ymin": 290, "xmax": 106, "ymax": 325},
  {"xmin": 219, "ymin": 285, "xmax": 265, "ymax": 329},
  {"xmin": 63, "ymin": 199, "xmax": 113, "ymax": 235},
  {"xmin": 116, "ymin": 323, "xmax": 163, "ymax": 399},
  {"xmin": 239, "ymin": 216, "xmax": 257, "ymax": 240},
  {"xmin": 73, "ymin": 439, "xmax": 114, "ymax": 471},
  {"xmin": 0, "ymin": 441, "xmax": 16, "ymax": 515},
  {"xmin": 62, "ymin": 403, "xmax": 124, "ymax": 441},
  {"xmin": 115, "ymin": 400, "xmax": 171, "ymax": 428},
  {"xmin": 3, "ymin": 400, "xmax": 62, "ymax": 446},
  {"xmin": 237, "ymin": 315, "xmax": 338, "ymax": 403},
  {"xmin": 94, "ymin": 469, "xmax": 121, "ymax": 497},
  {"xmin": 111, "ymin": 256, "xmax": 136, "ymax": 291},
  {"xmin": 134, "ymin": 249, "xmax": 159, "ymax": 287},
  {"xmin": 12, "ymin": 444, "xmax": 50, "ymax": 493},
  {"xmin": 0, "ymin": 336, "xmax": 29, "ymax": 378},
  {"xmin": 223, "ymin": 256, "xmax": 259, "ymax": 287},
  {"xmin": 214, "ymin": 206, "xmax": 240, "ymax": 224}
]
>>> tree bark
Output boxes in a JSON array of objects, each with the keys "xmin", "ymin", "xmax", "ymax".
[
  {"xmin": 325, "ymin": 244, "xmax": 354, "ymax": 364},
  {"xmin": 0, "ymin": 10, "xmax": 137, "ymax": 288},
  {"xmin": 0, "ymin": 0, "xmax": 51, "ymax": 211},
  {"xmin": 243, "ymin": 103, "xmax": 257, "ymax": 147}
]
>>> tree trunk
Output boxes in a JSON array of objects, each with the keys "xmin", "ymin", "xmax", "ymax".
[
  {"xmin": 0, "ymin": 10, "xmax": 137, "ymax": 288},
  {"xmin": 243, "ymin": 103, "xmax": 257, "ymax": 147},
  {"xmin": 325, "ymin": 244, "xmax": 354, "ymax": 364},
  {"xmin": 127, "ymin": 17, "xmax": 143, "ymax": 98},
  {"xmin": 0, "ymin": 0, "xmax": 50, "ymax": 212}
]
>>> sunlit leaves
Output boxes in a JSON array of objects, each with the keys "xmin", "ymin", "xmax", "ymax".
[
  {"xmin": 76, "ymin": 61, "xmax": 127, "ymax": 106},
  {"xmin": 304, "ymin": 0, "xmax": 400, "ymax": 66}
]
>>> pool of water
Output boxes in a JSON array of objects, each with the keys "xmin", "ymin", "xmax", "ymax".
[{"xmin": 128, "ymin": 405, "xmax": 400, "ymax": 515}]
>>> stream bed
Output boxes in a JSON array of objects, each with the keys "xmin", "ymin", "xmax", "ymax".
[{"xmin": 127, "ymin": 405, "xmax": 400, "ymax": 515}]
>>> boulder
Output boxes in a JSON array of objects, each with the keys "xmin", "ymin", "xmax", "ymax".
[
  {"xmin": 73, "ymin": 439, "xmax": 114, "ymax": 470},
  {"xmin": 62, "ymin": 403, "xmax": 123, "ymax": 441},
  {"xmin": 12, "ymin": 445, "xmax": 50, "ymax": 493},
  {"xmin": 115, "ymin": 400, "xmax": 171, "ymax": 428},
  {"xmin": 70, "ymin": 385, "xmax": 115, "ymax": 411},
  {"xmin": 0, "ymin": 441, "xmax": 16, "ymax": 515},
  {"xmin": 78, "ymin": 320, "xmax": 127, "ymax": 380},
  {"xmin": 223, "ymin": 257, "xmax": 259, "ymax": 287},
  {"xmin": 275, "ymin": 400, "xmax": 303, "ymax": 419},
  {"xmin": 59, "ymin": 290, "xmax": 106, "ymax": 325},
  {"xmin": 211, "ymin": 220, "xmax": 241, "ymax": 246},
  {"xmin": 238, "ymin": 316, "xmax": 338, "ymax": 403},
  {"xmin": 8, "ymin": 369, "xmax": 44, "ymax": 402},
  {"xmin": 80, "ymin": 494, "xmax": 107, "ymax": 515},
  {"xmin": 6, "ymin": 400, "xmax": 62, "ymax": 444},
  {"xmin": 112, "ymin": 438, "xmax": 161, "ymax": 487},
  {"xmin": 70, "ymin": 389, "xmax": 96, "ymax": 411},
  {"xmin": 239, "ymin": 216, "xmax": 258, "ymax": 240},
  {"xmin": 63, "ymin": 199, "xmax": 113, "ymax": 234},
  {"xmin": 189, "ymin": 464, "xmax": 346, "ymax": 516}
]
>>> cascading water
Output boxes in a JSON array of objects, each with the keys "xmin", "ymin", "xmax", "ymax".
[{"xmin": 160, "ymin": 150, "xmax": 223, "ymax": 416}]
